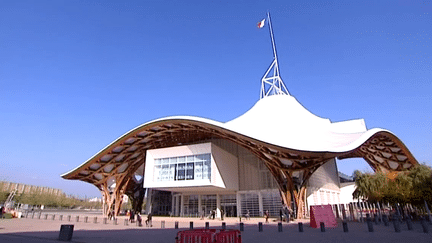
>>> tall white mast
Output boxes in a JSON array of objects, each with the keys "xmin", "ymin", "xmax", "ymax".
[{"xmin": 260, "ymin": 12, "xmax": 290, "ymax": 99}]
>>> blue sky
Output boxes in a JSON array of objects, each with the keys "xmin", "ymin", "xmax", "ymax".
[{"xmin": 1, "ymin": 0, "xmax": 431, "ymax": 198}]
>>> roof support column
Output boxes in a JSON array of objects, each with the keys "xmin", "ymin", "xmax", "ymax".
[
  {"xmin": 100, "ymin": 183, "xmax": 114, "ymax": 216},
  {"xmin": 268, "ymin": 166, "xmax": 311, "ymax": 220},
  {"xmin": 180, "ymin": 194, "xmax": 184, "ymax": 216},
  {"xmin": 293, "ymin": 186, "xmax": 307, "ymax": 219},
  {"xmin": 258, "ymin": 191, "xmax": 263, "ymax": 216},
  {"xmin": 113, "ymin": 190, "xmax": 123, "ymax": 217},
  {"xmin": 216, "ymin": 194, "xmax": 221, "ymax": 218},
  {"xmin": 236, "ymin": 192, "xmax": 242, "ymax": 218}
]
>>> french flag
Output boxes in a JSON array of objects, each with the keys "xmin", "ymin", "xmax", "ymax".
[{"xmin": 257, "ymin": 19, "xmax": 265, "ymax": 28}]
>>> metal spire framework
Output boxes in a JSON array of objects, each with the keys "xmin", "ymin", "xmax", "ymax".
[{"xmin": 260, "ymin": 12, "xmax": 290, "ymax": 99}]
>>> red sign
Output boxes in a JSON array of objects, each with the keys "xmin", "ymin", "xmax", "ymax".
[{"xmin": 310, "ymin": 205, "xmax": 338, "ymax": 228}]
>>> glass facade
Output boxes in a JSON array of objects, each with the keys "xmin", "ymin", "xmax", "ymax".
[
  {"xmin": 201, "ymin": 195, "xmax": 217, "ymax": 217},
  {"xmin": 240, "ymin": 190, "xmax": 282, "ymax": 217},
  {"xmin": 240, "ymin": 193, "xmax": 260, "ymax": 217},
  {"xmin": 183, "ymin": 195, "xmax": 199, "ymax": 216},
  {"xmin": 262, "ymin": 190, "xmax": 282, "ymax": 217},
  {"xmin": 154, "ymin": 154, "xmax": 211, "ymax": 182}
]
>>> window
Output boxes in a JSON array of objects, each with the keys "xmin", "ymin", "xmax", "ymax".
[{"xmin": 154, "ymin": 153, "xmax": 211, "ymax": 182}]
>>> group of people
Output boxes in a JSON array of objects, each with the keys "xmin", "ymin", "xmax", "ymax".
[
  {"xmin": 280, "ymin": 206, "xmax": 294, "ymax": 222},
  {"xmin": 201, "ymin": 209, "xmax": 224, "ymax": 220},
  {"xmin": 242, "ymin": 207, "xmax": 293, "ymax": 223},
  {"xmin": 209, "ymin": 209, "xmax": 216, "ymax": 219},
  {"xmin": 107, "ymin": 209, "xmax": 116, "ymax": 220},
  {"xmin": 126, "ymin": 210, "xmax": 151, "ymax": 227},
  {"xmin": 264, "ymin": 208, "xmax": 292, "ymax": 223},
  {"xmin": 107, "ymin": 206, "xmax": 293, "ymax": 225}
]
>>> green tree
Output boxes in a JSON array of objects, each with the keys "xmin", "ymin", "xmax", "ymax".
[
  {"xmin": 0, "ymin": 191, "xmax": 9, "ymax": 203},
  {"xmin": 353, "ymin": 164, "xmax": 432, "ymax": 206},
  {"xmin": 14, "ymin": 190, "xmax": 101, "ymax": 209},
  {"xmin": 353, "ymin": 170, "xmax": 388, "ymax": 203},
  {"xmin": 408, "ymin": 164, "xmax": 432, "ymax": 206},
  {"xmin": 353, "ymin": 170, "xmax": 375, "ymax": 201}
]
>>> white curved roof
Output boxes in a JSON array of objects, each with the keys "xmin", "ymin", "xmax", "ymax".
[
  {"xmin": 225, "ymin": 95, "xmax": 369, "ymax": 152},
  {"xmin": 62, "ymin": 94, "xmax": 418, "ymax": 187}
]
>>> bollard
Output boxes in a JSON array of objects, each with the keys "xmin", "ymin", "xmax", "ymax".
[
  {"xmin": 67, "ymin": 215, "xmax": 71, "ymax": 222},
  {"xmin": 124, "ymin": 219, "xmax": 128, "ymax": 226},
  {"xmin": 44, "ymin": 214, "xmax": 48, "ymax": 220},
  {"xmin": 341, "ymin": 204, "xmax": 347, "ymax": 220},
  {"xmin": 278, "ymin": 222, "xmax": 282, "ymax": 232},
  {"xmin": 58, "ymin": 224, "xmax": 74, "ymax": 242},
  {"xmin": 52, "ymin": 214, "xmax": 56, "ymax": 220},
  {"xmin": 298, "ymin": 222, "xmax": 304, "ymax": 232},
  {"xmin": 382, "ymin": 215, "xmax": 389, "ymax": 226},
  {"xmin": 175, "ymin": 221, "xmax": 179, "ymax": 229},
  {"xmin": 406, "ymin": 217, "xmax": 413, "ymax": 231},
  {"xmin": 76, "ymin": 216, "xmax": 79, "ymax": 222},
  {"xmin": 103, "ymin": 218, "xmax": 107, "ymax": 224},
  {"xmin": 60, "ymin": 215, "xmax": 63, "ymax": 221},
  {"xmin": 343, "ymin": 221, "xmax": 349, "ymax": 232},
  {"xmin": 240, "ymin": 222, "xmax": 244, "ymax": 232},
  {"xmin": 367, "ymin": 219, "xmax": 374, "ymax": 232},
  {"xmin": 205, "ymin": 222, "xmax": 209, "ymax": 229},
  {"xmin": 84, "ymin": 216, "xmax": 88, "ymax": 223},
  {"xmin": 93, "ymin": 217, "xmax": 98, "ymax": 224},
  {"xmin": 421, "ymin": 218, "xmax": 429, "ymax": 233},
  {"xmin": 320, "ymin": 222, "xmax": 326, "ymax": 232},
  {"xmin": 161, "ymin": 220, "xmax": 165, "ymax": 229},
  {"xmin": 258, "ymin": 222, "xmax": 263, "ymax": 232},
  {"xmin": 393, "ymin": 216, "xmax": 401, "ymax": 233},
  {"xmin": 222, "ymin": 222, "xmax": 226, "ymax": 230},
  {"xmin": 190, "ymin": 221, "xmax": 193, "ymax": 230}
]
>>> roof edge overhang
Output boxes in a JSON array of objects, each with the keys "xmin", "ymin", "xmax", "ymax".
[{"xmin": 61, "ymin": 115, "xmax": 418, "ymax": 181}]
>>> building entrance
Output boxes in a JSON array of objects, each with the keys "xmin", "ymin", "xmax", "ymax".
[
  {"xmin": 221, "ymin": 194, "xmax": 237, "ymax": 217},
  {"xmin": 221, "ymin": 205, "xmax": 237, "ymax": 217}
]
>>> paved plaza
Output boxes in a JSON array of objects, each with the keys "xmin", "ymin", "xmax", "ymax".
[{"xmin": 1, "ymin": 212, "xmax": 431, "ymax": 243}]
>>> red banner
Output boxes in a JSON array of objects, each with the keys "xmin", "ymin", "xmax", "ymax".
[{"xmin": 310, "ymin": 205, "xmax": 338, "ymax": 228}]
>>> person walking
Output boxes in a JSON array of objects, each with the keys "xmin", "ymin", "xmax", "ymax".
[
  {"xmin": 137, "ymin": 213, "xmax": 142, "ymax": 227},
  {"xmin": 129, "ymin": 210, "xmax": 135, "ymax": 223},
  {"xmin": 145, "ymin": 213, "xmax": 152, "ymax": 227},
  {"xmin": 264, "ymin": 210, "xmax": 269, "ymax": 223},
  {"xmin": 200, "ymin": 209, "xmax": 205, "ymax": 220}
]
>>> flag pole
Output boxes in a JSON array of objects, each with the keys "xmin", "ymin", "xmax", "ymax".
[
  {"xmin": 260, "ymin": 11, "xmax": 289, "ymax": 99},
  {"xmin": 267, "ymin": 12, "xmax": 279, "ymax": 68}
]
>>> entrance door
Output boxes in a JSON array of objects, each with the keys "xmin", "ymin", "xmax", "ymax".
[
  {"xmin": 220, "ymin": 194, "xmax": 237, "ymax": 217},
  {"xmin": 221, "ymin": 205, "xmax": 237, "ymax": 217}
]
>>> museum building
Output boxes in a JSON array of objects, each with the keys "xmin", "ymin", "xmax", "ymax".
[{"xmin": 61, "ymin": 15, "xmax": 418, "ymax": 219}]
